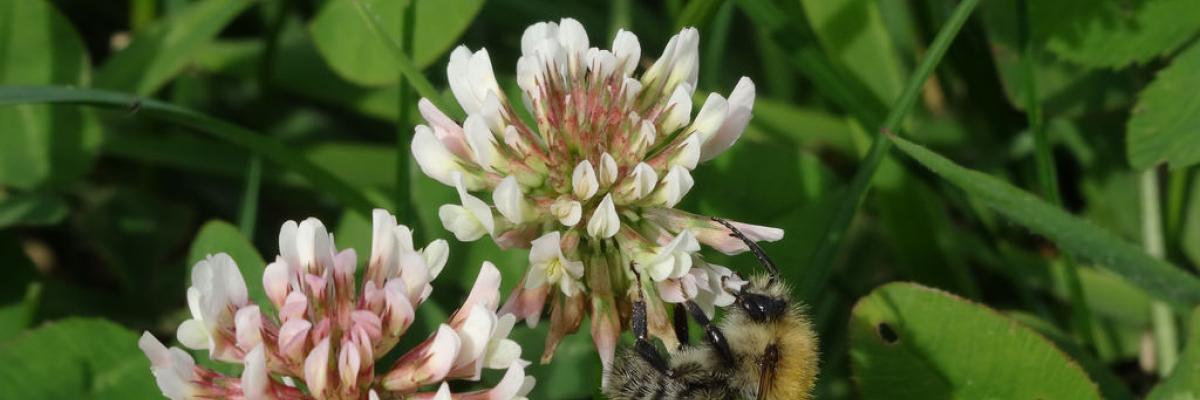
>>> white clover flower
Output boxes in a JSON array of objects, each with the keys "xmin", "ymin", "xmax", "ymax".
[
  {"xmin": 139, "ymin": 210, "xmax": 534, "ymax": 400},
  {"xmin": 413, "ymin": 18, "xmax": 782, "ymax": 366}
]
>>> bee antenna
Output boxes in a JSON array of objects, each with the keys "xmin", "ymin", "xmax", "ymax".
[{"xmin": 711, "ymin": 217, "xmax": 779, "ymax": 280}]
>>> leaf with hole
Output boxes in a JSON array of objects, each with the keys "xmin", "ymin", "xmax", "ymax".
[{"xmin": 851, "ymin": 282, "xmax": 1101, "ymax": 399}]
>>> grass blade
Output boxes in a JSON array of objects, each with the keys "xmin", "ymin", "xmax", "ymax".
[
  {"xmin": 0, "ymin": 86, "xmax": 375, "ymax": 215},
  {"xmin": 795, "ymin": 0, "xmax": 981, "ymax": 300},
  {"xmin": 890, "ymin": 134, "xmax": 1200, "ymax": 308}
]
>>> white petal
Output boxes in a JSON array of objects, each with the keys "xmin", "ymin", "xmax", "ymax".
[
  {"xmin": 485, "ymin": 339, "xmax": 523, "ymax": 369},
  {"xmin": 700, "ymin": 77, "xmax": 755, "ymax": 161},
  {"xmin": 611, "ymin": 29, "xmax": 641, "ymax": 76},
  {"xmin": 598, "ymin": 153, "xmax": 618, "ymax": 186},
  {"xmin": 521, "ymin": 21, "xmax": 558, "ymax": 56},
  {"xmin": 447, "ymin": 47, "xmax": 479, "ymax": 114},
  {"xmin": 616, "ymin": 162, "xmax": 658, "ymax": 202},
  {"xmin": 413, "ymin": 125, "xmax": 481, "ymax": 190},
  {"xmin": 176, "ymin": 319, "xmax": 209, "ymax": 350},
  {"xmin": 455, "ymin": 173, "xmax": 495, "ymax": 235},
  {"xmin": 587, "ymin": 194, "xmax": 620, "ymax": 238},
  {"xmin": 586, "ymin": 48, "xmax": 617, "ymax": 78},
  {"xmin": 278, "ymin": 220, "xmax": 299, "ymax": 267},
  {"xmin": 432, "ymin": 383, "xmax": 453, "ymax": 400},
  {"xmin": 668, "ymin": 28, "xmax": 700, "ymax": 92},
  {"xmin": 493, "ymin": 176, "xmax": 527, "ymax": 224},
  {"xmin": 452, "ymin": 305, "xmax": 496, "ymax": 368},
  {"xmin": 661, "ymin": 84, "xmax": 693, "ymax": 133},
  {"xmin": 304, "ymin": 337, "xmax": 332, "ymax": 395},
  {"xmin": 262, "ymin": 259, "xmax": 290, "ymax": 308},
  {"xmin": 551, "ymin": 199, "xmax": 582, "ymax": 226},
  {"xmin": 338, "ymin": 343, "xmax": 362, "ymax": 390},
  {"xmin": 422, "ymin": 239, "xmax": 450, "ymax": 279},
  {"xmin": 572, "ymin": 160, "xmax": 599, "ymax": 200},
  {"xmin": 464, "ymin": 115, "xmax": 500, "ymax": 171},
  {"xmin": 671, "ymin": 133, "xmax": 701, "ymax": 170},
  {"xmin": 529, "ymin": 231, "xmax": 563, "ymax": 265},
  {"xmin": 558, "ymin": 18, "xmax": 589, "ymax": 71},
  {"xmin": 654, "ymin": 166, "xmax": 694, "ymax": 207},
  {"xmin": 690, "ymin": 93, "xmax": 729, "ymax": 145},
  {"xmin": 235, "ymin": 305, "xmax": 263, "ymax": 351},
  {"xmin": 241, "ymin": 345, "xmax": 268, "ymax": 400},
  {"xmin": 524, "ymin": 262, "xmax": 549, "ymax": 289}
]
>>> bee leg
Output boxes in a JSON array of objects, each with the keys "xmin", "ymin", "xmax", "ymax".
[
  {"xmin": 712, "ymin": 217, "xmax": 780, "ymax": 280},
  {"xmin": 684, "ymin": 300, "xmax": 735, "ymax": 365},
  {"xmin": 673, "ymin": 303, "xmax": 690, "ymax": 349},
  {"xmin": 631, "ymin": 264, "xmax": 670, "ymax": 374},
  {"xmin": 632, "ymin": 294, "xmax": 671, "ymax": 373}
]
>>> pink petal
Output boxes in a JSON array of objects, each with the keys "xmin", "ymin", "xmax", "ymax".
[
  {"xmin": 419, "ymin": 98, "xmax": 472, "ymax": 159},
  {"xmin": 452, "ymin": 262, "xmax": 502, "ymax": 326},
  {"xmin": 498, "ymin": 275, "xmax": 550, "ymax": 328},
  {"xmin": 382, "ymin": 325, "xmax": 462, "ymax": 392}
]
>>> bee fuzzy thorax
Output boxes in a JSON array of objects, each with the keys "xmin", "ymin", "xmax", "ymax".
[{"xmin": 723, "ymin": 275, "xmax": 819, "ymax": 400}]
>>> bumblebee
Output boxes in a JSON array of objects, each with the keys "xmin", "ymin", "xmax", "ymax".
[{"xmin": 605, "ymin": 218, "xmax": 819, "ymax": 400}]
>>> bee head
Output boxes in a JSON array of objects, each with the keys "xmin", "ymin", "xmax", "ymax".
[{"xmin": 732, "ymin": 274, "xmax": 790, "ymax": 322}]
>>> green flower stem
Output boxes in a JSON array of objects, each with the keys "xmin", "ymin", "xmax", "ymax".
[
  {"xmin": 1143, "ymin": 170, "xmax": 1179, "ymax": 376},
  {"xmin": 1018, "ymin": 0, "xmax": 1094, "ymax": 348},
  {"xmin": 0, "ymin": 86, "xmax": 376, "ymax": 216},
  {"xmin": 797, "ymin": 0, "xmax": 981, "ymax": 300},
  {"xmin": 395, "ymin": 0, "xmax": 416, "ymax": 223}
]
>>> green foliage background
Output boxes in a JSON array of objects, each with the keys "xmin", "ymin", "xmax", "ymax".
[{"xmin": 2, "ymin": 0, "xmax": 1200, "ymax": 398}]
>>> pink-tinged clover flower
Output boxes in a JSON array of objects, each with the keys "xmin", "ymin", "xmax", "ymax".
[
  {"xmin": 411, "ymin": 18, "xmax": 783, "ymax": 367},
  {"xmin": 139, "ymin": 210, "xmax": 534, "ymax": 400}
]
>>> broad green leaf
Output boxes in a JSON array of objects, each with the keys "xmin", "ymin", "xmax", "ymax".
[
  {"xmin": 799, "ymin": 0, "xmax": 905, "ymax": 103},
  {"xmin": 309, "ymin": 0, "xmax": 485, "ymax": 86},
  {"xmin": 0, "ymin": 0, "xmax": 101, "ymax": 189},
  {"xmin": 1008, "ymin": 312, "xmax": 1135, "ymax": 400},
  {"xmin": 890, "ymin": 135, "xmax": 1200, "ymax": 308},
  {"xmin": 1034, "ymin": 0, "xmax": 1200, "ymax": 68},
  {"xmin": 1148, "ymin": 307, "xmax": 1200, "ymax": 399},
  {"xmin": 981, "ymin": 1, "xmax": 1137, "ymax": 116},
  {"xmin": 0, "ymin": 318, "xmax": 159, "ymax": 399},
  {"xmin": 0, "ymin": 191, "xmax": 67, "ymax": 228},
  {"xmin": 850, "ymin": 282, "xmax": 1101, "ymax": 399},
  {"xmin": 0, "ymin": 283, "xmax": 40, "ymax": 342},
  {"xmin": 1127, "ymin": 40, "xmax": 1200, "ymax": 170},
  {"xmin": 96, "ymin": 0, "xmax": 253, "ymax": 95},
  {"xmin": 188, "ymin": 220, "xmax": 269, "ymax": 309}
]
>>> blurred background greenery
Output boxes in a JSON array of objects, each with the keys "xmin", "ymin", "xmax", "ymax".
[{"xmin": 2, "ymin": 0, "xmax": 1200, "ymax": 398}]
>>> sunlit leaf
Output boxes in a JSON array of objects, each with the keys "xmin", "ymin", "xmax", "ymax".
[
  {"xmin": 851, "ymin": 282, "xmax": 1102, "ymax": 399},
  {"xmin": 0, "ymin": 0, "xmax": 101, "ymax": 189},
  {"xmin": 96, "ymin": 0, "xmax": 253, "ymax": 95},
  {"xmin": 0, "ymin": 318, "xmax": 159, "ymax": 399},
  {"xmin": 309, "ymin": 0, "xmax": 485, "ymax": 86}
]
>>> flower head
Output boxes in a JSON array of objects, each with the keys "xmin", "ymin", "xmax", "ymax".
[
  {"xmin": 140, "ymin": 210, "xmax": 534, "ymax": 400},
  {"xmin": 414, "ymin": 18, "xmax": 783, "ymax": 366}
]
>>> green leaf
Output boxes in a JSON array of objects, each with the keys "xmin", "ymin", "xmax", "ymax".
[
  {"xmin": 95, "ymin": 0, "xmax": 253, "ymax": 95},
  {"xmin": 1008, "ymin": 312, "xmax": 1135, "ymax": 400},
  {"xmin": 889, "ymin": 134, "xmax": 1200, "ymax": 308},
  {"xmin": 1148, "ymin": 307, "xmax": 1200, "ymax": 399},
  {"xmin": 1034, "ymin": 0, "xmax": 1200, "ymax": 68},
  {"xmin": 0, "ymin": 0, "xmax": 101, "ymax": 189},
  {"xmin": 0, "ymin": 191, "xmax": 67, "ymax": 228},
  {"xmin": 0, "ymin": 283, "xmax": 40, "ymax": 342},
  {"xmin": 309, "ymin": 0, "xmax": 484, "ymax": 86},
  {"xmin": 188, "ymin": 220, "xmax": 269, "ymax": 309},
  {"xmin": 0, "ymin": 318, "xmax": 159, "ymax": 399},
  {"xmin": 850, "ymin": 282, "xmax": 1101, "ymax": 399},
  {"xmin": 799, "ymin": 0, "xmax": 905, "ymax": 103},
  {"xmin": 1127, "ymin": 40, "xmax": 1200, "ymax": 170}
]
